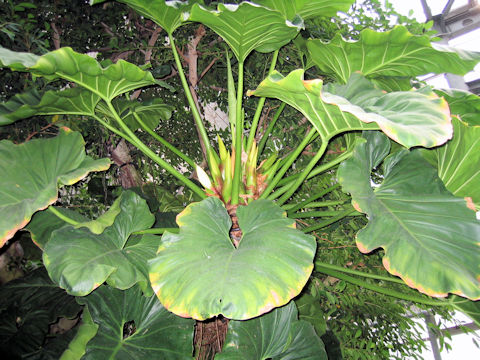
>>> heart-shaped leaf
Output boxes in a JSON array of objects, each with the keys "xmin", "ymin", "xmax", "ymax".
[
  {"xmin": 337, "ymin": 132, "xmax": 480, "ymax": 300},
  {"xmin": 249, "ymin": 70, "xmax": 451, "ymax": 148},
  {"xmin": 0, "ymin": 128, "xmax": 110, "ymax": 247},
  {"xmin": 43, "ymin": 191, "xmax": 157, "ymax": 296},
  {"xmin": 307, "ymin": 26, "xmax": 480, "ymax": 83},
  {"xmin": 255, "ymin": 0, "xmax": 353, "ymax": 19},
  {"xmin": 149, "ymin": 197, "xmax": 316, "ymax": 320},
  {"xmin": 76, "ymin": 285, "xmax": 194, "ymax": 360},
  {"xmin": 0, "ymin": 88, "xmax": 100, "ymax": 126},
  {"xmin": 422, "ymin": 117, "xmax": 480, "ymax": 210},
  {"xmin": 0, "ymin": 47, "xmax": 156, "ymax": 102},
  {"xmin": 216, "ymin": 301, "xmax": 327, "ymax": 360},
  {"xmin": 188, "ymin": 2, "xmax": 302, "ymax": 62}
]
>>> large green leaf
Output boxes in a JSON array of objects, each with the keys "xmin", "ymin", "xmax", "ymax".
[
  {"xmin": 0, "ymin": 88, "xmax": 100, "ymax": 126},
  {"xmin": 0, "ymin": 47, "xmax": 156, "ymax": 102},
  {"xmin": 422, "ymin": 117, "xmax": 480, "ymax": 210},
  {"xmin": 0, "ymin": 268, "xmax": 81, "ymax": 358},
  {"xmin": 216, "ymin": 301, "xmax": 327, "ymax": 359},
  {"xmin": 437, "ymin": 89, "xmax": 480, "ymax": 126},
  {"xmin": 249, "ymin": 70, "xmax": 451, "ymax": 148},
  {"xmin": 337, "ymin": 132, "xmax": 480, "ymax": 300},
  {"xmin": 108, "ymin": 0, "xmax": 201, "ymax": 34},
  {"xmin": 149, "ymin": 197, "xmax": 316, "ymax": 320},
  {"xmin": 255, "ymin": 0, "xmax": 353, "ymax": 19},
  {"xmin": 0, "ymin": 128, "xmax": 110, "ymax": 247},
  {"xmin": 76, "ymin": 285, "xmax": 195, "ymax": 360},
  {"xmin": 307, "ymin": 26, "xmax": 480, "ymax": 83},
  {"xmin": 188, "ymin": 2, "xmax": 302, "ymax": 62},
  {"xmin": 43, "ymin": 191, "xmax": 157, "ymax": 296}
]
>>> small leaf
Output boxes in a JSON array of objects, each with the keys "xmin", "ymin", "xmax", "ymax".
[
  {"xmin": 295, "ymin": 293, "xmax": 327, "ymax": 337},
  {"xmin": 96, "ymin": 97, "xmax": 173, "ymax": 131}
]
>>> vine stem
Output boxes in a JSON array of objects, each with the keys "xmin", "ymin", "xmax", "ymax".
[
  {"xmin": 315, "ymin": 264, "xmax": 450, "ymax": 307},
  {"xmin": 231, "ymin": 60, "xmax": 244, "ymax": 205},
  {"xmin": 133, "ymin": 113, "xmax": 196, "ymax": 168},
  {"xmin": 106, "ymin": 101, "xmax": 206, "ymax": 199},
  {"xmin": 48, "ymin": 207, "xmax": 80, "ymax": 226},
  {"xmin": 246, "ymin": 50, "xmax": 279, "ymax": 154}
]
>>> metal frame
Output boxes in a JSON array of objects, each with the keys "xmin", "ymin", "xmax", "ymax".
[{"xmin": 420, "ymin": 0, "xmax": 480, "ymax": 92}]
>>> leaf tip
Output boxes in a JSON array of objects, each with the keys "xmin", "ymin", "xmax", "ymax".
[
  {"xmin": 302, "ymin": 79, "xmax": 321, "ymax": 92},
  {"xmin": 352, "ymin": 200, "xmax": 363, "ymax": 213},
  {"xmin": 1, "ymin": 217, "xmax": 32, "ymax": 248},
  {"xmin": 464, "ymin": 197, "xmax": 476, "ymax": 211}
]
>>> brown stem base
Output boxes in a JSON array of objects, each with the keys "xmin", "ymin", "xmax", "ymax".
[{"xmin": 194, "ymin": 317, "xmax": 229, "ymax": 359}]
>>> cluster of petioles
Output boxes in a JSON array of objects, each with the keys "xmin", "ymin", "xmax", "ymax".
[
  {"xmin": 196, "ymin": 136, "xmax": 279, "ymax": 205},
  {"xmin": 195, "ymin": 137, "xmax": 279, "ymax": 246}
]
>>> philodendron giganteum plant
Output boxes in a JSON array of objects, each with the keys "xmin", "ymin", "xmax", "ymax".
[{"xmin": 1, "ymin": 0, "xmax": 480, "ymax": 358}]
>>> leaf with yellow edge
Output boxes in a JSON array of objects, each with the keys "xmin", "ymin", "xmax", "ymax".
[
  {"xmin": 148, "ymin": 197, "xmax": 316, "ymax": 320},
  {"xmin": 0, "ymin": 128, "xmax": 110, "ymax": 248},
  {"xmin": 338, "ymin": 132, "xmax": 480, "ymax": 300}
]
